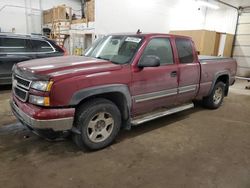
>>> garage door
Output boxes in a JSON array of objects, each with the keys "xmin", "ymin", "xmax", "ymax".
[{"xmin": 233, "ymin": 11, "xmax": 250, "ymax": 77}]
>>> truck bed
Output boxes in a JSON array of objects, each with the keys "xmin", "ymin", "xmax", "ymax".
[
  {"xmin": 198, "ymin": 55, "xmax": 232, "ymax": 62},
  {"xmin": 197, "ymin": 55, "xmax": 237, "ymax": 99}
]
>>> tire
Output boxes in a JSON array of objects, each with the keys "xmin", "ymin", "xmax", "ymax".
[
  {"xmin": 73, "ymin": 98, "xmax": 121, "ymax": 150},
  {"xmin": 203, "ymin": 81, "xmax": 225, "ymax": 109}
]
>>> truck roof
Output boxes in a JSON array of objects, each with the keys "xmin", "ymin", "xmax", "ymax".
[{"xmin": 108, "ymin": 32, "xmax": 192, "ymax": 40}]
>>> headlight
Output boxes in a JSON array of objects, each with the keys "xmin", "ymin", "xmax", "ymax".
[
  {"xmin": 29, "ymin": 95, "xmax": 50, "ymax": 106},
  {"xmin": 31, "ymin": 81, "xmax": 53, "ymax": 91}
]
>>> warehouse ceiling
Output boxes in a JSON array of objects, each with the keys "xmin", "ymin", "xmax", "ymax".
[{"xmin": 219, "ymin": 0, "xmax": 250, "ymax": 7}]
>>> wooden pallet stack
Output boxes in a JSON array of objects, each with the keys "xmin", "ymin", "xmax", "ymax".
[
  {"xmin": 43, "ymin": 5, "xmax": 72, "ymax": 46},
  {"xmin": 42, "ymin": 1, "xmax": 95, "ymax": 51},
  {"xmin": 51, "ymin": 21, "xmax": 71, "ymax": 46}
]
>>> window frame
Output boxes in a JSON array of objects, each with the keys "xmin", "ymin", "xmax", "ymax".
[
  {"xmin": 139, "ymin": 37, "xmax": 175, "ymax": 66},
  {"xmin": 0, "ymin": 36, "xmax": 56, "ymax": 55},
  {"xmin": 0, "ymin": 37, "xmax": 32, "ymax": 53},
  {"xmin": 30, "ymin": 39, "xmax": 55, "ymax": 53}
]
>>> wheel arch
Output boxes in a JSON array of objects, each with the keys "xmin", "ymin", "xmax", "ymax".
[
  {"xmin": 70, "ymin": 84, "xmax": 132, "ymax": 121},
  {"xmin": 208, "ymin": 71, "xmax": 230, "ymax": 97}
]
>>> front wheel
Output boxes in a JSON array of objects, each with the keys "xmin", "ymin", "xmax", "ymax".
[
  {"xmin": 73, "ymin": 98, "xmax": 121, "ymax": 150},
  {"xmin": 203, "ymin": 81, "xmax": 225, "ymax": 109}
]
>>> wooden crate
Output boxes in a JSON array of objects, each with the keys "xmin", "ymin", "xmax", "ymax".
[
  {"xmin": 85, "ymin": 0, "xmax": 95, "ymax": 22},
  {"xmin": 43, "ymin": 10, "xmax": 52, "ymax": 24},
  {"xmin": 43, "ymin": 5, "xmax": 72, "ymax": 24},
  {"xmin": 52, "ymin": 5, "xmax": 72, "ymax": 21}
]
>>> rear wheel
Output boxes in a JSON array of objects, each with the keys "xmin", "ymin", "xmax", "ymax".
[
  {"xmin": 73, "ymin": 98, "xmax": 121, "ymax": 150},
  {"xmin": 203, "ymin": 81, "xmax": 225, "ymax": 109}
]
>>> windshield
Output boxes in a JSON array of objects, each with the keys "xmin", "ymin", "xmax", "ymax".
[{"xmin": 84, "ymin": 35, "xmax": 143, "ymax": 64}]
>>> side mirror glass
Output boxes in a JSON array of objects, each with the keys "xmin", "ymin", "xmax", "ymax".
[{"xmin": 138, "ymin": 55, "xmax": 160, "ymax": 68}]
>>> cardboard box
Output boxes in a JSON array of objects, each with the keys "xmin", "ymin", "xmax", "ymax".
[
  {"xmin": 170, "ymin": 30, "xmax": 218, "ymax": 56},
  {"xmin": 170, "ymin": 30, "xmax": 234, "ymax": 57}
]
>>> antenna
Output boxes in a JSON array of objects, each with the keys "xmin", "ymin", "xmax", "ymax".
[{"xmin": 136, "ymin": 29, "xmax": 142, "ymax": 34}]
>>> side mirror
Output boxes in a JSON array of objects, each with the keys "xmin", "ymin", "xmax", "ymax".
[{"xmin": 138, "ymin": 55, "xmax": 160, "ymax": 68}]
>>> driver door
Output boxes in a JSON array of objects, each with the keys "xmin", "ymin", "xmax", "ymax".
[{"xmin": 130, "ymin": 37, "xmax": 178, "ymax": 116}]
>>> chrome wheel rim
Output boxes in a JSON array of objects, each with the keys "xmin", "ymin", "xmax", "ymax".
[
  {"xmin": 87, "ymin": 112, "xmax": 114, "ymax": 143},
  {"xmin": 213, "ymin": 87, "xmax": 223, "ymax": 105}
]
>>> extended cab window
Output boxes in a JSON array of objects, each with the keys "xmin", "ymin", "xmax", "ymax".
[
  {"xmin": 0, "ymin": 38, "xmax": 30, "ymax": 53},
  {"xmin": 175, "ymin": 38, "xmax": 194, "ymax": 64},
  {"xmin": 31, "ymin": 40, "xmax": 54, "ymax": 52},
  {"xmin": 141, "ymin": 38, "xmax": 173, "ymax": 65}
]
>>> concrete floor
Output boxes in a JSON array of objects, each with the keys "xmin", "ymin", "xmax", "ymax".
[{"xmin": 0, "ymin": 80, "xmax": 250, "ymax": 188}]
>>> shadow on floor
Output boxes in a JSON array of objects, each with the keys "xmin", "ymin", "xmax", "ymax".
[
  {"xmin": 0, "ymin": 103, "xmax": 206, "ymax": 156},
  {"xmin": 117, "ymin": 104, "xmax": 204, "ymax": 144}
]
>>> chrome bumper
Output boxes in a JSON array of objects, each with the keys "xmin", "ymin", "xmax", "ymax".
[{"xmin": 11, "ymin": 101, "xmax": 74, "ymax": 131}]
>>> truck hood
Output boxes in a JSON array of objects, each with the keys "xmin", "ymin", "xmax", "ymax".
[{"xmin": 17, "ymin": 56, "xmax": 122, "ymax": 79}]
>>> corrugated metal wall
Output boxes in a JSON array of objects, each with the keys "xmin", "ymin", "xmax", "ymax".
[{"xmin": 233, "ymin": 11, "xmax": 250, "ymax": 77}]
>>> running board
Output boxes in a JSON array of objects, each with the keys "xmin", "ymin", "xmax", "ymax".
[
  {"xmin": 131, "ymin": 103, "xmax": 194, "ymax": 125},
  {"xmin": 236, "ymin": 76, "xmax": 250, "ymax": 81}
]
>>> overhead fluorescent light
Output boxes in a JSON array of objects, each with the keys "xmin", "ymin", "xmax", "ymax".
[{"xmin": 196, "ymin": 0, "xmax": 220, "ymax": 10}]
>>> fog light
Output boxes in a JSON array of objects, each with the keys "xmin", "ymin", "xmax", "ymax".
[{"xmin": 29, "ymin": 95, "xmax": 50, "ymax": 106}]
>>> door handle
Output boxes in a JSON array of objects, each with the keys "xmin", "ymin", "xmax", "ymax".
[{"xmin": 170, "ymin": 71, "xmax": 177, "ymax": 77}]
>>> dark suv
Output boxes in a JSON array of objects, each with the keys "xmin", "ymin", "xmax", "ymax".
[{"xmin": 0, "ymin": 33, "xmax": 66, "ymax": 85}]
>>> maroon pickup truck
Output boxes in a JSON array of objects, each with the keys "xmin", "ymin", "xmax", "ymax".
[{"xmin": 10, "ymin": 33, "xmax": 237, "ymax": 150}]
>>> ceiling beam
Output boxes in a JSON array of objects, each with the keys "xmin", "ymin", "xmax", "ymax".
[{"xmin": 216, "ymin": 0, "xmax": 238, "ymax": 10}]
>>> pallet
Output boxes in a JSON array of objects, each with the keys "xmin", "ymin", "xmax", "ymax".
[{"xmin": 71, "ymin": 18, "xmax": 87, "ymax": 24}]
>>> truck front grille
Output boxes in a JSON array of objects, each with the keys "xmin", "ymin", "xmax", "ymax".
[
  {"xmin": 13, "ymin": 74, "xmax": 31, "ymax": 102},
  {"xmin": 14, "ymin": 75, "xmax": 31, "ymax": 89},
  {"xmin": 14, "ymin": 86, "xmax": 28, "ymax": 102}
]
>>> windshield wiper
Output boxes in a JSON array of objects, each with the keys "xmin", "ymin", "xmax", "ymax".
[
  {"xmin": 96, "ymin": 56, "xmax": 119, "ymax": 64},
  {"xmin": 96, "ymin": 56, "xmax": 110, "ymax": 61}
]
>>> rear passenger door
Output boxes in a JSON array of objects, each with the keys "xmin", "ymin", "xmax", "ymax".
[
  {"xmin": 131, "ymin": 37, "xmax": 178, "ymax": 116},
  {"xmin": 175, "ymin": 38, "xmax": 200, "ymax": 104},
  {"xmin": 30, "ymin": 39, "xmax": 57, "ymax": 58},
  {"xmin": 0, "ymin": 37, "xmax": 33, "ymax": 83}
]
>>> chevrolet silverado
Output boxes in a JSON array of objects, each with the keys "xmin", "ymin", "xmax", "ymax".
[{"xmin": 10, "ymin": 33, "xmax": 237, "ymax": 150}]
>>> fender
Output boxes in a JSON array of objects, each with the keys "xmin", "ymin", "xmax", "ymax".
[
  {"xmin": 207, "ymin": 70, "xmax": 230, "ymax": 96},
  {"xmin": 70, "ymin": 84, "xmax": 132, "ymax": 110}
]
